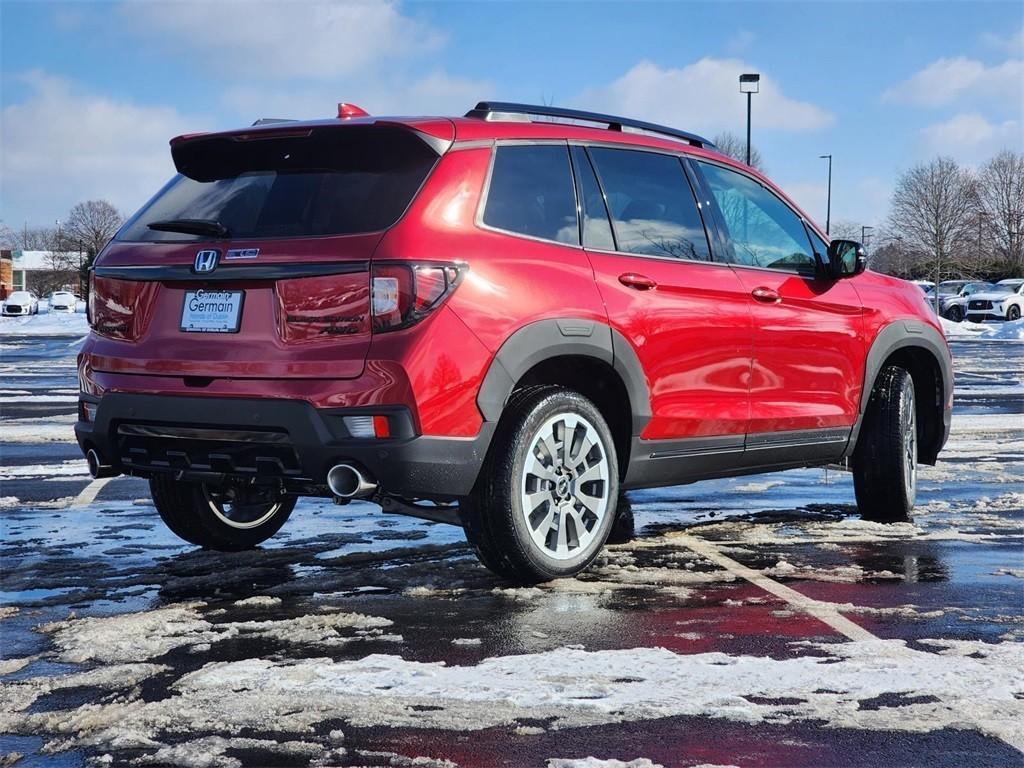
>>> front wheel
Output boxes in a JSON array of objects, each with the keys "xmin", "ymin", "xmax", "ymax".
[
  {"xmin": 853, "ymin": 366, "xmax": 917, "ymax": 523},
  {"xmin": 150, "ymin": 475, "xmax": 294, "ymax": 550},
  {"xmin": 461, "ymin": 386, "xmax": 619, "ymax": 583},
  {"xmin": 945, "ymin": 305, "xmax": 963, "ymax": 322},
  {"xmin": 1008, "ymin": 305, "xmax": 1021, "ymax": 321}
]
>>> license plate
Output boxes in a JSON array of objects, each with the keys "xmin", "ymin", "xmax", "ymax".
[{"xmin": 180, "ymin": 289, "xmax": 244, "ymax": 333}]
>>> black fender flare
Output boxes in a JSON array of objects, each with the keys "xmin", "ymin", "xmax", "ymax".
[
  {"xmin": 844, "ymin": 319, "xmax": 952, "ymax": 462},
  {"xmin": 476, "ymin": 318, "xmax": 651, "ymax": 435}
]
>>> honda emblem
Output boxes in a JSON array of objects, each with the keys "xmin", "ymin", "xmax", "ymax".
[{"xmin": 193, "ymin": 250, "xmax": 219, "ymax": 274}]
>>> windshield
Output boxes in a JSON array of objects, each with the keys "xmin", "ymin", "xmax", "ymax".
[
  {"xmin": 118, "ymin": 125, "xmax": 438, "ymax": 243},
  {"xmin": 937, "ymin": 283, "xmax": 964, "ymax": 295}
]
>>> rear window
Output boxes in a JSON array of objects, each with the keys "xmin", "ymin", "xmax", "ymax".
[
  {"xmin": 118, "ymin": 125, "xmax": 438, "ymax": 242},
  {"xmin": 482, "ymin": 145, "xmax": 578, "ymax": 245}
]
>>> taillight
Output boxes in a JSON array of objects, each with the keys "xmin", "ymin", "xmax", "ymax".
[
  {"xmin": 371, "ymin": 262, "xmax": 464, "ymax": 332},
  {"xmin": 87, "ymin": 270, "xmax": 95, "ymax": 326}
]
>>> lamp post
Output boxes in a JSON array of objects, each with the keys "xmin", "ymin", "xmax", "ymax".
[
  {"xmin": 861, "ymin": 225, "xmax": 874, "ymax": 247},
  {"xmin": 819, "ymin": 154, "xmax": 832, "ymax": 235},
  {"xmin": 739, "ymin": 73, "xmax": 760, "ymax": 166}
]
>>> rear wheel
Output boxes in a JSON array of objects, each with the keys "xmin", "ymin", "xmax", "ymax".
[
  {"xmin": 149, "ymin": 475, "xmax": 294, "ymax": 550},
  {"xmin": 460, "ymin": 386, "xmax": 619, "ymax": 583},
  {"xmin": 853, "ymin": 366, "xmax": 917, "ymax": 523},
  {"xmin": 1008, "ymin": 304, "xmax": 1021, "ymax": 321}
]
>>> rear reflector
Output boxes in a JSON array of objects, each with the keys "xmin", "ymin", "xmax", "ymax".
[{"xmin": 343, "ymin": 414, "xmax": 392, "ymax": 439}]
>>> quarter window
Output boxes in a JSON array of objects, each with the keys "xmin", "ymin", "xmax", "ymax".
[
  {"xmin": 482, "ymin": 145, "xmax": 578, "ymax": 245},
  {"xmin": 589, "ymin": 147, "xmax": 710, "ymax": 261},
  {"xmin": 697, "ymin": 161, "xmax": 817, "ymax": 274}
]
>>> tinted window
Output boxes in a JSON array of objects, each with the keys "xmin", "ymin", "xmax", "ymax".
[
  {"xmin": 698, "ymin": 161, "xmax": 816, "ymax": 273},
  {"xmin": 119, "ymin": 125, "xmax": 437, "ymax": 242},
  {"xmin": 589, "ymin": 148, "xmax": 710, "ymax": 260},
  {"xmin": 483, "ymin": 145, "xmax": 577, "ymax": 245},
  {"xmin": 570, "ymin": 146, "xmax": 615, "ymax": 250}
]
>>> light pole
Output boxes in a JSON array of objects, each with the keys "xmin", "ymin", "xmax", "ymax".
[
  {"xmin": 861, "ymin": 225, "xmax": 874, "ymax": 247},
  {"xmin": 739, "ymin": 73, "xmax": 760, "ymax": 166},
  {"xmin": 819, "ymin": 154, "xmax": 832, "ymax": 235}
]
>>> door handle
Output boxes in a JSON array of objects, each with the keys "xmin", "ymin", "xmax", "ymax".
[
  {"xmin": 751, "ymin": 286, "xmax": 781, "ymax": 303},
  {"xmin": 618, "ymin": 273, "xmax": 658, "ymax": 291}
]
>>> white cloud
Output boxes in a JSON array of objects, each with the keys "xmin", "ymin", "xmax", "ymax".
[
  {"xmin": 121, "ymin": 0, "xmax": 443, "ymax": 80},
  {"xmin": 1, "ymin": 71, "xmax": 205, "ymax": 226},
  {"xmin": 574, "ymin": 59, "xmax": 833, "ymax": 135},
  {"xmin": 920, "ymin": 113, "xmax": 1022, "ymax": 162},
  {"xmin": 883, "ymin": 56, "xmax": 1023, "ymax": 108},
  {"xmin": 222, "ymin": 70, "xmax": 492, "ymax": 122},
  {"xmin": 983, "ymin": 26, "xmax": 1024, "ymax": 56}
]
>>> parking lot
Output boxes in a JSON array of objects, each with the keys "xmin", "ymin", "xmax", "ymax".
[{"xmin": 1, "ymin": 318, "xmax": 1022, "ymax": 768}]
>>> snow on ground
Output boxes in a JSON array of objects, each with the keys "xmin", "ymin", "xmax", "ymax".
[
  {"xmin": 941, "ymin": 317, "xmax": 1024, "ymax": 340},
  {"xmin": 0, "ymin": 310, "xmax": 88, "ymax": 337},
  {"xmin": 2, "ymin": 631, "xmax": 1022, "ymax": 755}
]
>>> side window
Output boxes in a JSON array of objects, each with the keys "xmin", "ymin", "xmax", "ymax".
[
  {"xmin": 482, "ymin": 145, "xmax": 578, "ymax": 245},
  {"xmin": 806, "ymin": 226, "xmax": 829, "ymax": 270},
  {"xmin": 570, "ymin": 146, "xmax": 615, "ymax": 250},
  {"xmin": 697, "ymin": 161, "xmax": 816, "ymax": 274},
  {"xmin": 588, "ymin": 147, "xmax": 711, "ymax": 261}
]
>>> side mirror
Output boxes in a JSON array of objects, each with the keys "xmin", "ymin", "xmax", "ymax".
[{"xmin": 826, "ymin": 239, "xmax": 867, "ymax": 279}]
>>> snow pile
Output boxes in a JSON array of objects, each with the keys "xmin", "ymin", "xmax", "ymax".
[
  {"xmin": 547, "ymin": 760, "xmax": 665, "ymax": 768},
  {"xmin": 4, "ymin": 638, "xmax": 1022, "ymax": 756},
  {"xmin": 0, "ymin": 311, "xmax": 89, "ymax": 338},
  {"xmin": 941, "ymin": 317, "xmax": 1024, "ymax": 340}
]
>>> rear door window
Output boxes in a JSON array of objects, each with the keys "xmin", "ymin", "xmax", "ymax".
[
  {"xmin": 588, "ymin": 147, "xmax": 711, "ymax": 261},
  {"xmin": 482, "ymin": 145, "xmax": 578, "ymax": 245},
  {"xmin": 118, "ymin": 125, "xmax": 438, "ymax": 242}
]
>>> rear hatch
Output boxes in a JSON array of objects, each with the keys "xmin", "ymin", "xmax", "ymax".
[{"xmin": 90, "ymin": 121, "xmax": 447, "ymax": 379}]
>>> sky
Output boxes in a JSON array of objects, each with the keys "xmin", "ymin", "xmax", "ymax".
[{"xmin": 1, "ymin": 0, "xmax": 1022, "ymax": 236}]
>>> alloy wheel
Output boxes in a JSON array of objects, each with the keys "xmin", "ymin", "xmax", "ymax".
[{"xmin": 519, "ymin": 412, "xmax": 610, "ymax": 560}]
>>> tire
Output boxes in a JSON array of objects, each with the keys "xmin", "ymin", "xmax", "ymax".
[
  {"xmin": 149, "ymin": 475, "xmax": 295, "ymax": 550},
  {"xmin": 946, "ymin": 305, "xmax": 962, "ymax": 322},
  {"xmin": 853, "ymin": 366, "xmax": 917, "ymax": 523},
  {"xmin": 1008, "ymin": 305, "xmax": 1021, "ymax": 321},
  {"xmin": 460, "ymin": 386, "xmax": 619, "ymax": 583}
]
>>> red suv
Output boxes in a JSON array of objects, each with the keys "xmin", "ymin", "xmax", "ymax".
[{"xmin": 76, "ymin": 101, "xmax": 952, "ymax": 582}]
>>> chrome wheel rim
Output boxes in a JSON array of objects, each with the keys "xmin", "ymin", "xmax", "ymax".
[
  {"xmin": 520, "ymin": 412, "xmax": 610, "ymax": 561},
  {"xmin": 902, "ymin": 382, "xmax": 917, "ymax": 506},
  {"xmin": 203, "ymin": 486, "xmax": 282, "ymax": 530}
]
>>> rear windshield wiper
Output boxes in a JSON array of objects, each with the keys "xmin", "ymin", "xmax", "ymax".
[{"xmin": 147, "ymin": 218, "xmax": 230, "ymax": 238}]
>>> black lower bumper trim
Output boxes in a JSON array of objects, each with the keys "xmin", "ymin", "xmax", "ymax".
[{"xmin": 75, "ymin": 393, "xmax": 493, "ymax": 500}]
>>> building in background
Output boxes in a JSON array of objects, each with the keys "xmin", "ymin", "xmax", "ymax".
[
  {"xmin": 0, "ymin": 251, "xmax": 13, "ymax": 300},
  {"xmin": 8, "ymin": 249, "xmax": 86, "ymax": 295}
]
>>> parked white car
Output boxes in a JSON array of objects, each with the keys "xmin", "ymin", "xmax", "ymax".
[
  {"xmin": 47, "ymin": 291, "xmax": 78, "ymax": 313},
  {"xmin": 937, "ymin": 281, "xmax": 995, "ymax": 321},
  {"xmin": 966, "ymin": 279, "xmax": 1024, "ymax": 322},
  {"xmin": 2, "ymin": 290, "xmax": 40, "ymax": 316}
]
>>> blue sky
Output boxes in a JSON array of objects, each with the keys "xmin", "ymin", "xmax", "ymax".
[{"xmin": 2, "ymin": 1, "xmax": 1021, "ymax": 235}]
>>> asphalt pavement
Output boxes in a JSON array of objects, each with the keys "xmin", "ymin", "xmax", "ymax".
[{"xmin": 1, "ymin": 325, "xmax": 1022, "ymax": 768}]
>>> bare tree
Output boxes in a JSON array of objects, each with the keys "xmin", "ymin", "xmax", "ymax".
[
  {"xmin": 977, "ymin": 151, "xmax": 1024, "ymax": 274},
  {"xmin": 62, "ymin": 200, "xmax": 123, "ymax": 258},
  {"xmin": 712, "ymin": 131, "xmax": 764, "ymax": 172},
  {"xmin": 888, "ymin": 157, "xmax": 977, "ymax": 302},
  {"xmin": 0, "ymin": 222, "xmax": 16, "ymax": 251},
  {"xmin": 829, "ymin": 220, "xmax": 866, "ymax": 243},
  {"xmin": 17, "ymin": 225, "xmax": 57, "ymax": 250}
]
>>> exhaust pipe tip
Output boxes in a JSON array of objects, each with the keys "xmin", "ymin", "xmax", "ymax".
[
  {"xmin": 327, "ymin": 463, "xmax": 378, "ymax": 499},
  {"xmin": 86, "ymin": 448, "xmax": 118, "ymax": 479}
]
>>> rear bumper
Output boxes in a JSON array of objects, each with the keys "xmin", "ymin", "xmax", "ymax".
[{"xmin": 75, "ymin": 393, "xmax": 493, "ymax": 501}]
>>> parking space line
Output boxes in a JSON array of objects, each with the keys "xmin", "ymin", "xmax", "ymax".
[
  {"xmin": 674, "ymin": 533, "xmax": 880, "ymax": 642},
  {"xmin": 70, "ymin": 477, "xmax": 112, "ymax": 508}
]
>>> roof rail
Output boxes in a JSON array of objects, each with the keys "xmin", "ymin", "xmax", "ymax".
[
  {"xmin": 465, "ymin": 101, "xmax": 716, "ymax": 150},
  {"xmin": 251, "ymin": 118, "xmax": 298, "ymax": 126}
]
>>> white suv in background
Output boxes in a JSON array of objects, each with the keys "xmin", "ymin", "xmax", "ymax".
[
  {"xmin": 47, "ymin": 291, "xmax": 78, "ymax": 313},
  {"xmin": 2, "ymin": 290, "xmax": 40, "ymax": 316},
  {"xmin": 966, "ymin": 279, "xmax": 1024, "ymax": 322}
]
